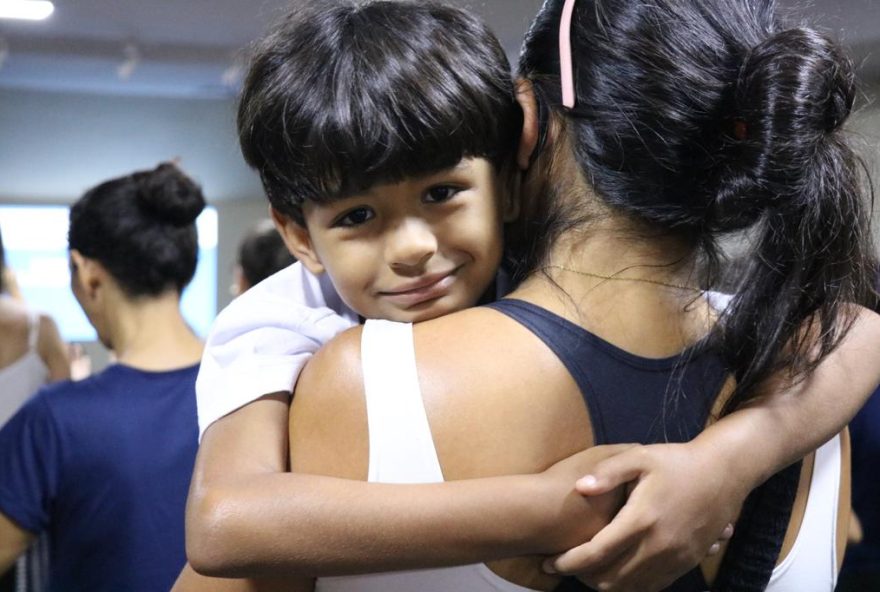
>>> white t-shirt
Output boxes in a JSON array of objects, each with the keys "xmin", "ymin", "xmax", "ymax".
[
  {"xmin": 196, "ymin": 262, "xmax": 358, "ymax": 438},
  {"xmin": 197, "ymin": 262, "xmax": 513, "ymax": 439}
]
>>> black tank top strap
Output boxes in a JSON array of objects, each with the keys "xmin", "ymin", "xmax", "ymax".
[{"xmin": 485, "ymin": 299, "xmax": 726, "ymax": 446}]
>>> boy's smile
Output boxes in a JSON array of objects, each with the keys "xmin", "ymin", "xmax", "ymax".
[
  {"xmin": 277, "ymin": 158, "xmax": 515, "ymax": 323},
  {"xmin": 376, "ymin": 265, "xmax": 464, "ymax": 309}
]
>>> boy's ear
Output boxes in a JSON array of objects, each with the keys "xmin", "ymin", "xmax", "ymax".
[
  {"xmin": 515, "ymin": 78, "xmax": 540, "ymax": 171},
  {"xmin": 270, "ymin": 207, "xmax": 325, "ymax": 276}
]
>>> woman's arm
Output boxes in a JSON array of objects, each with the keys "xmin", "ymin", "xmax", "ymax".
[
  {"xmin": 546, "ymin": 306, "xmax": 880, "ymax": 591},
  {"xmin": 0, "ymin": 512, "xmax": 34, "ymax": 576}
]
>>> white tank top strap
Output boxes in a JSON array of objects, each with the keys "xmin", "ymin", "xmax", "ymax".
[
  {"xmin": 766, "ymin": 433, "xmax": 842, "ymax": 591},
  {"xmin": 27, "ymin": 312, "xmax": 41, "ymax": 350},
  {"xmin": 360, "ymin": 319, "xmax": 444, "ymax": 484},
  {"xmin": 317, "ymin": 319, "xmax": 538, "ymax": 592}
]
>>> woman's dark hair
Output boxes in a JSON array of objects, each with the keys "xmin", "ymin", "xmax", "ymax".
[
  {"xmin": 238, "ymin": 219, "xmax": 296, "ymax": 288},
  {"xmin": 238, "ymin": 0, "xmax": 522, "ymax": 224},
  {"xmin": 518, "ymin": 0, "xmax": 875, "ymax": 412},
  {"xmin": 68, "ymin": 163, "xmax": 206, "ymax": 298}
]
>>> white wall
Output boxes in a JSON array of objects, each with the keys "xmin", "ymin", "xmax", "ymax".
[
  {"xmin": 0, "ymin": 87, "xmax": 263, "ymax": 203},
  {"xmin": 0, "ymin": 87, "xmax": 272, "ymax": 366}
]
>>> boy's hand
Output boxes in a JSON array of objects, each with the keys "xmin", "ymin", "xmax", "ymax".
[
  {"xmin": 545, "ymin": 442, "xmax": 741, "ymax": 592},
  {"xmin": 531, "ymin": 445, "xmax": 632, "ymax": 553}
]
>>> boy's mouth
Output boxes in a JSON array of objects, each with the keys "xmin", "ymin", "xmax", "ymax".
[{"xmin": 379, "ymin": 267, "xmax": 462, "ymax": 308}]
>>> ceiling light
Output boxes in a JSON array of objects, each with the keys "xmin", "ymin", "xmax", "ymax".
[
  {"xmin": 117, "ymin": 43, "xmax": 140, "ymax": 80},
  {"xmin": 0, "ymin": 1, "xmax": 55, "ymax": 21}
]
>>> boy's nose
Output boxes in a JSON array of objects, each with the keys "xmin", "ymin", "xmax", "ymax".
[{"xmin": 387, "ymin": 218, "xmax": 438, "ymax": 274}]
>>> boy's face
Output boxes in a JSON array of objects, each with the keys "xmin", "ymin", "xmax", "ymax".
[{"xmin": 276, "ymin": 158, "xmax": 514, "ymax": 323}]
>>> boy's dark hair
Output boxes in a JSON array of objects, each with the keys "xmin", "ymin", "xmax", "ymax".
[
  {"xmin": 68, "ymin": 163, "xmax": 206, "ymax": 298},
  {"xmin": 238, "ymin": 0, "xmax": 522, "ymax": 224},
  {"xmin": 238, "ymin": 219, "xmax": 296, "ymax": 288},
  {"xmin": 518, "ymin": 0, "xmax": 876, "ymax": 414}
]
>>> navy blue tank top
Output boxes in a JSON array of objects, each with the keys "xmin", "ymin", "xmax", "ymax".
[
  {"xmin": 486, "ymin": 299, "xmax": 799, "ymax": 592},
  {"xmin": 486, "ymin": 299, "xmax": 727, "ymax": 447}
]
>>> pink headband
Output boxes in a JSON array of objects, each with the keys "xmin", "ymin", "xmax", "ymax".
[{"xmin": 559, "ymin": 0, "xmax": 577, "ymax": 108}]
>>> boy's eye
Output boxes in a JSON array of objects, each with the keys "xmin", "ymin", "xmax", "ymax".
[
  {"xmin": 424, "ymin": 185, "xmax": 460, "ymax": 204},
  {"xmin": 333, "ymin": 207, "xmax": 375, "ymax": 228}
]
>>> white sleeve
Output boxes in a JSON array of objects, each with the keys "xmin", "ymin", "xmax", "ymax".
[
  {"xmin": 706, "ymin": 291, "xmax": 734, "ymax": 312},
  {"xmin": 196, "ymin": 263, "xmax": 358, "ymax": 439}
]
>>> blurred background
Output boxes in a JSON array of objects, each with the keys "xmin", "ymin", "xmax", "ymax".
[{"xmin": 0, "ymin": 0, "xmax": 877, "ymax": 369}]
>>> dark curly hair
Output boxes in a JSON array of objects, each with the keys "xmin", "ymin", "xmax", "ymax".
[{"xmin": 68, "ymin": 163, "xmax": 206, "ymax": 298}]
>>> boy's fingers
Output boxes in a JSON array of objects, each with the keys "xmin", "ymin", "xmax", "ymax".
[
  {"xmin": 575, "ymin": 449, "xmax": 647, "ymax": 495},
  {"xmin": 721, "ymin": 523, "xmax": 735, "ymax": 540}
]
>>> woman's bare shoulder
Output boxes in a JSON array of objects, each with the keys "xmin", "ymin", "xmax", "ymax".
[
  {"xmin": 413, "ymin": 306, "xmax": 593, "ymax": 478},
  {"xmin": 290, "ymin": 325, "xmax": 368, "ymax": 479}
]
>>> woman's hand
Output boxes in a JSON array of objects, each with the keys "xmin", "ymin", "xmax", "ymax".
[{"xmin": 545, "ymin": 442, "xmax": 741, "ymax": 592}]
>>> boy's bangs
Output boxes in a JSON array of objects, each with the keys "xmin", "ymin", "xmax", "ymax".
[
  {"xmin": 302, "ymin": 77, "xmax": 517, "ymax": 202},
  {"xmin": 239, "ymin": 1, "xmax": 521, "ymax": 216}
]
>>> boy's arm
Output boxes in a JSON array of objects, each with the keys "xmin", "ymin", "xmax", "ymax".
[
  {"xmin": 547, "ymin": 305, "xmax": 880, "ymax": 592},
  {"xmin": 184, "ymin": 388, "xmax": 629, "ymax": 579}
]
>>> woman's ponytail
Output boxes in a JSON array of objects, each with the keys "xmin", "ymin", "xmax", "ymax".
[{"xmin": 713, "ymin": 28, "xmax": 876, "ymax": 410}]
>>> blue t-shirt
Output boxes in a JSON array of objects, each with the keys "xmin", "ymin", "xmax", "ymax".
[{"xmin": 0, "ymin": 363, "xmax": 199, "ymax": 592}]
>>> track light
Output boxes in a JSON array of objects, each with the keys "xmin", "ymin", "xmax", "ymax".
[
  {"xmin": 0, "ymin": 1, "xmax": 55, "ymax": 21},
  {"xmin": 117, "ymin": 43, "xmax": 140, "ymax": 80}
]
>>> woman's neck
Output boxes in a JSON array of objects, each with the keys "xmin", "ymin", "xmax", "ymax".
[
  {"xmin": 512, "ymin": 221, "xmax": 715, "ymax": 358},
  {"xmin": 104, "ymin": 291, "xmax": 203, "ymax": 371}
]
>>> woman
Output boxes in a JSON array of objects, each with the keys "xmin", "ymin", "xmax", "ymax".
[
  {"xmin": 0, "ymin": 164, "xmax": 204, "ymax": 591},
  {"xmin": 285, "ymin": 0, "xmax": 874, "ymax": 589}
]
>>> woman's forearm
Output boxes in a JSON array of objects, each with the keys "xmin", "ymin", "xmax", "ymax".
[{"xmin": 703, "ymin": 305, "xmax": 880, "ymax": 489}]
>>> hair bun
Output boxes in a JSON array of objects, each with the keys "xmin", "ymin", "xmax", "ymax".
[
  {"xmin": 737, "ymin": 28, "xmax": 855, "ymax": 138},
  {"xmin": 710, "ymin": 28, "xmax": 856, "ymax": 231},
  {"xmin": 134, "ymin": 163, "xmax": 206, "ymax": 227}
]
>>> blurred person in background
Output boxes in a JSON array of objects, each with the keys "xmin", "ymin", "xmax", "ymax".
[
  {"xmin": 0, "ymin": 226, "xmax": 70, "ymax": 427},
  {"xmin": 231, "ymin": 219, "xmax": 296, "ymax": 297},
  {"xmin": 0, "ymin": 228, "xmax": 70, "ymax": 592},
  {"xmin": 0, "ymin": 163, "xmax": 205, "ymax": 591}
]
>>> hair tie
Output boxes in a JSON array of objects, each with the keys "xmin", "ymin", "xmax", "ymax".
[{"xmin": 559, "ymin": 0, "xmax": 577, "ymax": 109}]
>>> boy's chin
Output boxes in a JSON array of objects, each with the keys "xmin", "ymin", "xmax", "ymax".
[{"xmin": 363, "ymin": 299, "xmax": 474, "ymax": 324}]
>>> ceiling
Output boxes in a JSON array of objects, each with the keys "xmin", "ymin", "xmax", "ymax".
[{"xmin": 0, "ymin": 0, "xmax": 878, "ymax": 100}]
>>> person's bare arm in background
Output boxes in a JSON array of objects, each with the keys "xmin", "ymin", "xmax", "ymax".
[{"xmin": 36, "ymin": 315, "xmax": 70, "ymax": 382}]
